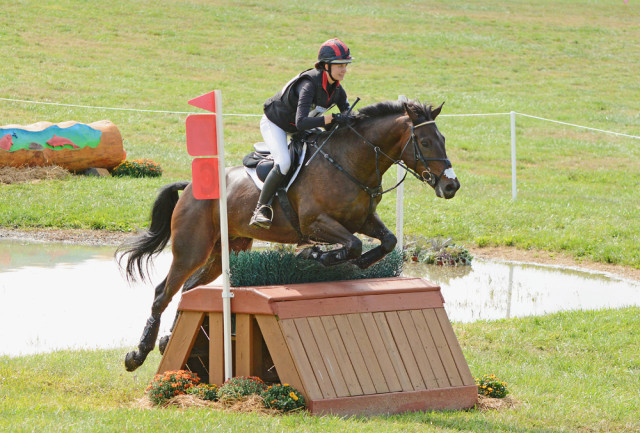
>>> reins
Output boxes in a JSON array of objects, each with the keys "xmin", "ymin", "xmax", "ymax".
[{"xmin": 306, "ymin": 117, "xmax": 450, "ymax": 214}]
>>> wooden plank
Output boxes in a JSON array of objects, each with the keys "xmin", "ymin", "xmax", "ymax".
[
  {"xmin": 435, "ymin": 308, "xmax": 475, "ymax": 386},
  {"xmin": 333, "ymin": 315, "xmax": 377, "ymax": 395},
  {"xmin": 307, "ymin": 317, "xmax": 350, "ymax": 397},
  {"xmin": 255, "ymin": 315, "xmax": 308, "ymax": 401},
  {"xmin": 178, "ymin": 278, "xmax": 441, "ymax": 314},
  {"xmin": 308, "ymin": 385, "xmax": 478, "ymax": 416},
  {"xmin": 410, "ymin": 309, "xmax": 450, "ymax": 388},
  {"xmin": 422, "ymin": 309, "xmax": 463, "ymax": 386},
  {"xmin": 359, "ymin": 313, "xmax": 402, "ymax": 392},
  {"xmin": 346, "ymin": 313, "xmax": 389, "ymax": 394},
  {"xmin": 157, "ymin": 311, "xmax": 205, "ymax": 374},
  {"xmin": 208, "ymin": 312, "xmax": 224, "ymax": 385},
  {"xmin": 250, "ymin": 317, "xmax": 265, "ymax": 378},
  {"xmin": 397, "ymin": 310, "xmax": 439, "ymax": 389},
  {"xmin": 319, "ymin": 316, "xmax": 363, "ymax": 396},
  {"xmin": 293, "ymin": 318, "xmax": 337, "ymax": 399},
  {"xmin": 385, "ymin": 311, "xmax": 426, "ymax": 391},
  {"xmin": 279, "ymin": 319, "xmax": 324, "ymax": 400},
  {"xmin": 235, "ymin": 314, "xmax": 253, "ymax": 378},
  {"xmin": 273, "ymin": 291, "xmax": 444, "ymax": 319},
  {"xmin": 372, "ymin": 312, "xmax": 413, "ymax": 392}
]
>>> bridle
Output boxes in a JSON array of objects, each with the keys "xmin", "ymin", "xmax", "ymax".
[
  {"xmin": 305, "ymin": 117, "xmax": 451, "ymax": 213},
  {"xmin": 402, "ymin": 120, "xmax": 452, "ymax": 188}
]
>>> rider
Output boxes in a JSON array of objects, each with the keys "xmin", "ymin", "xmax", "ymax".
[{"xmin": 249, "ymin": 38, "xmax": 355, "ymax": 229}]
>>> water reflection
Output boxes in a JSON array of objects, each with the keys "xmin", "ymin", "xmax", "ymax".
[
  {"xmin": 403, "ymin": 260, "xmax": 640, "ymax": 323},
  {"xmin": 0, "ymin": 239, "xmax": 180, "ymax": 357},
  {"xmin": 1, "ymin": 239, "xmax": 639, "ymax": 356}
]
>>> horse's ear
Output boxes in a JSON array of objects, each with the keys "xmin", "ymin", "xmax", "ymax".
[
  {"xmin": 432, "ymin": 101, "xmax": 445, "ymax": 119},
  {"xmin": 403, "ymin": 102, "xmax": 420, "ymax": 123}
]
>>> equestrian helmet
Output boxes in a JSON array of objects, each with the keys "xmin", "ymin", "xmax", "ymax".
[{"xmin": 317, "ymin": 38, "xmax": 353, "ymax": 64}]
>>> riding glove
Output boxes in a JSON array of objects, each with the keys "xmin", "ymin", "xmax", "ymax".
[{"xmin": 332, "ymin": 112, "xmax": 356, "ymax": 126}]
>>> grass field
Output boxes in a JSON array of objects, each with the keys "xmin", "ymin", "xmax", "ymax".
[
  {"xmin": 1, "ymin": 0, "xmax": 639, "ymax": 268},
  {"xmin": 1, "ymin": 308, "xmax": 638, "ymax": 432}
]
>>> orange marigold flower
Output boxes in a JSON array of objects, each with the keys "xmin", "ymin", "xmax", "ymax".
[{"xmin": 289, "ymin": 392, "xmax": 298, "ymax": 401}]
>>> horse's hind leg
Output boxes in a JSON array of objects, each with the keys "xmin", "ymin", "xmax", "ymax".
[
  {"xmin": 125, "ymin": 207, "xmax": 217, "ymax": 372},
  {"xmin": 158, "ymin": 237, "xmax": 254, "ymax": 353}
]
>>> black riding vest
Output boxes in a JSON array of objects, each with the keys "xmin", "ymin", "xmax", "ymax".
[{"xmin": 264, "ymin": 68, "xmax": 348, "ymax": 133}]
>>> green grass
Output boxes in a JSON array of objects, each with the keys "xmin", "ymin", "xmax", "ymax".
[
  {"xmin": 1, "ymin": 0, "xmax": 639, "ymax": 267},
  {"xmin": 1, "ymin": 308, "xmax": 638, "ymax": 432}
]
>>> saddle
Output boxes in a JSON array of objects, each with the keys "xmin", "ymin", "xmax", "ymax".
[
  {"xmin": 242, "ymin": 133, "xmax": 309, "ymax": 191},
  {"xmin": 242, "ymin": 134, "xmax": 314, "ymax": 239}
]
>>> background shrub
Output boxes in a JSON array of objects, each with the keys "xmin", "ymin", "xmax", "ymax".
[{"xmin": 111, "ymin": 159, "xmax": 162, "ymax": 178}]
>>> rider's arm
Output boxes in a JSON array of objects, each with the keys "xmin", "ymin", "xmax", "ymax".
[
  {"xmin": 295, "ymin": 80, "xmax": 330, "ymax": 130},
  {"xmin": 336, "ymin": 87, "xmax": 350, "ymax": 113}
]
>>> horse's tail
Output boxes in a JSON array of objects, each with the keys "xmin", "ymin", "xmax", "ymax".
[{"xmin": 116, "ymin": 181, "xmax": 190, "ymax": 282}]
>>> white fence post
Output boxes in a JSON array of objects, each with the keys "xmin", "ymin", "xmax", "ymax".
[
  {"xmin": 510, "ymin": 111, "xmax": 517, "ymax": 201},
  {"xmin": 396, "ymin": 164, "xmax": 404, "ymax": 252},
  {"xmin": 213, "ymin": 90, "xmax": 233, "ymax": 382},
  {"xmin": 396, "ymin": 95, "xmax": 408, "ymax": 251}
]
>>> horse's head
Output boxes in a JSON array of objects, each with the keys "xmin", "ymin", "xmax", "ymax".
[{"xmin": 402, "ymin": 102, "xmax": 460, "ymax": 199}]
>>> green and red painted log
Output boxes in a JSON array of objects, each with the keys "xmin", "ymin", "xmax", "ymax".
[{"xmin": 0, "ymin": 120, "xmax": 126, "ymax": 171}]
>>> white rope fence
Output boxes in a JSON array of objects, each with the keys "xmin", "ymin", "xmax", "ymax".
[
  {"xmin": 3, "ymin": 95, "xmax": 638, "ymax": 252},
  {"xmin": 3, "ymin": 95, "xmax": 639, "ymax": 202},
  {"xmin": 0, "ymin": 97, "xmax": 261, "ymax": 116}
]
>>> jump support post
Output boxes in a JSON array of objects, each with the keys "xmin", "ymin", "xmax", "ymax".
[{"xmin": 157, "ymin": 277, "xmax": 477, "ymax": 416}]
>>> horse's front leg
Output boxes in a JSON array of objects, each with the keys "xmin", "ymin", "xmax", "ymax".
[
  {"xmin": 302, "ymin": 213, "xmax": 363, "ymax": 266},
  {"xmin": 353, "ymin": 212, "xmax": 397, "ymax": 269}
]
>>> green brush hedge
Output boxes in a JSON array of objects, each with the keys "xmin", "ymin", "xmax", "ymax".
[{"xmin": 229, "ymin": 247, "xmax": 403, "ymax": 287}]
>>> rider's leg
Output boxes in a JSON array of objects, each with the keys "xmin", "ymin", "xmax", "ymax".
[{"xmin": 250, "ymin": 116, "xmax": 291, "ymax": 229}]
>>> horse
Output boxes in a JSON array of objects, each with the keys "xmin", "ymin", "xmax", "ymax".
[{"xmin": 118, "ymin": 99, "xmax": 460, "ymax": 372}]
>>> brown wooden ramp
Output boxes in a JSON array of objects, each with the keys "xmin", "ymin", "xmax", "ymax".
[{"xmin": 157, "ymin": 277, "xmax": 477, "ymax": 416}]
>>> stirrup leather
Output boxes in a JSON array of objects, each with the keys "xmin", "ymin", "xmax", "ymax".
[{"xmin": 249, "ymin": 204, "xmax": 273, "ymax": 229}]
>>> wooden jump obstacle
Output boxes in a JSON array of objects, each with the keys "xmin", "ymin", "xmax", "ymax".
[{"xmin": 157, "ymin": 277, "xmax": 477, "ymax": 416}]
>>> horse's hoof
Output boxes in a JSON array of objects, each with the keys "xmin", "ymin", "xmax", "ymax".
[
  {"xmin": 124, "ymin": 351, "xmax": 141, "ymax": 372},
  {"xmin": 158, "ymin": 335, "xmax": 170, "ymax": 354},
  {"xmin": 297, "ymin": 246, "xmax": 322, "ymax": 260}
]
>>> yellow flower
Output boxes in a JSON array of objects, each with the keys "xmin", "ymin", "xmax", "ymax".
[
  {"xmin": 283, "ymin": 383, "xmax": 289, "ymax": 387},
  {"xmin": 289, "ymin": 392, "xmax": 298, "ymax": 401}
]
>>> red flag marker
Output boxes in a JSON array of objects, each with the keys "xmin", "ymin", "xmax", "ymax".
[
  {"xmin": 191, "ymin": 158, "xmax": 220, "ymax": 199},
  {"xmin": 186, "ymin": 114, "xmax": 217, "ymax": 156},
  {"xmin": 188, "ymin": 91, "xmax": 216, "ymax": 112}
]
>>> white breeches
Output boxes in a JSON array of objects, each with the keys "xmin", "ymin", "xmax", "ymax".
[{"xmin": 260, "ymin": 115, "xmax": 291, "ymax": 175}]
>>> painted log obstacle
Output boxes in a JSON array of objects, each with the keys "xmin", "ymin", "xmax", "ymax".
[
  {"xmin": 0, "ymin": 120, "xmax": 125, "ymax": 171},
  {"xmin": 157, "ymin": 277, "xmax": 477, "ymax": 416}
]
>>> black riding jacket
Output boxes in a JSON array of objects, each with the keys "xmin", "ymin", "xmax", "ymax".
[{"xmin": 264, "ymin": 68, "xmax": 350, "ymax": 134}]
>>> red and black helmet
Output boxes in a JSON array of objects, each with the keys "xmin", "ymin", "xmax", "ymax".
[{"xmin": 317, "ymin": 38, "xmax": 353, "ymax": 64}]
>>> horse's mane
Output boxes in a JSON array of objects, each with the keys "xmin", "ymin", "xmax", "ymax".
[
  {"xmin": 356, "ymin": 99, "xmax": 436, "ymax": 125},
  {"xmin": 312, "ymin": 99, "xmax": 435, "ymax": 142}
]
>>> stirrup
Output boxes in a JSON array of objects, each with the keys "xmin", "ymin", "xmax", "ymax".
[{"xmin": 249, "ymin": 204, "xmax": 273, "ymax": 229}]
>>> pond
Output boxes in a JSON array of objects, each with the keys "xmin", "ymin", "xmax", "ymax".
[{"xmin": 1, "ymin": 239, "xmax": 639, "ymax": 357}]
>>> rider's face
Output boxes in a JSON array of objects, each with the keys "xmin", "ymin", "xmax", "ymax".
[{"xmin": 326, "ymin": 63, "xmax": 348, "ymax": 82}]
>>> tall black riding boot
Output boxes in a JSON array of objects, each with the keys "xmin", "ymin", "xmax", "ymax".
[{"xmin": 249, "ymin": 165, "xmax": 286, "ymax": 229}]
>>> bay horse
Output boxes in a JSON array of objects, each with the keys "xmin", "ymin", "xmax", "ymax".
[{"xmin": 118, "ymin": 99, "xmax": 460, "ymax": 371}]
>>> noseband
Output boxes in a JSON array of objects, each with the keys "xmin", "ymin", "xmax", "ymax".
[{"xmin": 404, "ymin": 120, "xmax": 452, "ymax": 188}]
